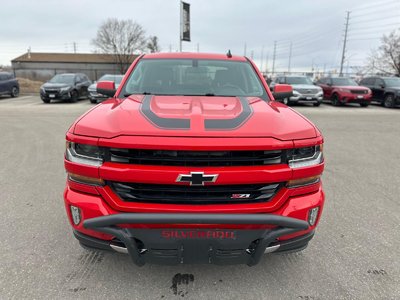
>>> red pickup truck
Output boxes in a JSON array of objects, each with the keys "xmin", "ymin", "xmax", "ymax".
[{"xmin": 64, "ymin": 52, "xmax": 325, "ymax": 266}]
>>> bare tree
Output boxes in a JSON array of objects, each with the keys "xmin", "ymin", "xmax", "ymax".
[
  {"xmin": 92, "ymin": 18, "xmax": 146, "ymax": 73},
  {"xmin": 147, "ymin": 36, "xmax": 161, "ymax": 53},
  {"xmin": 368, "ymin": 29, "xmax": 400, "ymax": 76}
]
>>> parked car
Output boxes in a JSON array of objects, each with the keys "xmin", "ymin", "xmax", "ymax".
[
  {"xmin": 359, "ymin": 76, "xmax": 400, "ymax": 108},
  {"xmin": 88, "ymin": 74, "xmax": 123, "ymax": 103},
  {"xmin": 0, "ymin": 72, "xmax": 19, "ymax": 98},
  {"xmin": 64, "ymin": 52, "xmax": 325, "ymax": 266},
  {"xmin": 316, "ymin": 77, "xmax": 371, "ymax": 107},
  {"xmin": 40, "ymin": 73, "xmax": 91, "ymax": 103},
  {"xmin": 270, "ymin": 75, "xmax": 323, "ymax": 106}
]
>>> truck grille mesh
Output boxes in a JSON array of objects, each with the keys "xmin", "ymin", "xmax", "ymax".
[
  {"xmin": 106, "ymin": 149, "xmax": 284, "ymax": 167},
  {"xmin": 108, "ymin": 181, "xmax": 283, "ymax": 205}
]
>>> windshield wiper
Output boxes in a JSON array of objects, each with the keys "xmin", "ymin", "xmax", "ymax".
[
  {"xmin": 182, "ymin": 93, "xmax": 216, "ymax": 96},
  {"xmin": 124, "ymin": 92, "xmax": 153, "ymax": 97}
]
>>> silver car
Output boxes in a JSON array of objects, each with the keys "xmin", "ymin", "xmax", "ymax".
[
  {"xmin": 271, "ymin": 76, "xmax": 323, "ymax": 106},
  {"xmin": 88, "ymin": 74, "xmax": 124, "ymax": 103}
]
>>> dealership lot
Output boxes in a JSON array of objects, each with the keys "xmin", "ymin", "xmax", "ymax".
[{"xmin": 0, "ymin": 95, "xmax": 399, "ymax": 299}]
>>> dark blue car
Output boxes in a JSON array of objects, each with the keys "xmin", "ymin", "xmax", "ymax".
[{"xmin": 0, "ymin": 72, "xmax": 19, "ymax": 98}]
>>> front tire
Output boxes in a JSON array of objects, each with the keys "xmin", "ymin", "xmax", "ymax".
[
  {"xmin": 70, "ymin": 90, "xmax": 78, "ymax": 103},
  {"xmin": 360, "ymin": 102, "xmax": 369, "ymax": 107},
  {"xmin": 283, "ymin": 98, "xmax": 292, "ymax": 106},
  {"xmin": 383, "ymin": 94, "xmax": 395, "ymax": 108},
  {"xmin": 41, "ymin": 96, "xmax": 50, "ymax": 103},
  {"xmin": 332, "ymin": 94, "xmax": 340, "ymax": 106},
  {"xmin": 313, "ymin": 102, "xmax": 321, "ymax": 107},
  {"xmin": 10, "ymin": 86, "xmax": 19, "ymax": 98},
  {"xmin": 90, "ymin": 98, "xmax": 97, "ymax": 104}
]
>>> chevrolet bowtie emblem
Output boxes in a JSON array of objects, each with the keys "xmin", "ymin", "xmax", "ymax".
[{"xmin": 176, "ymin": 172, "xmax": 218, "ymax": 186}]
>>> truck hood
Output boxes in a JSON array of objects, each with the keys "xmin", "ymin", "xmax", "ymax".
[
  {"xmin": 73, "ymin": 95, "xmax": 317, "ymax": 140},
  {"xmin": 42, "ymin": 82, "xmax": 71, "ymax": 89}
]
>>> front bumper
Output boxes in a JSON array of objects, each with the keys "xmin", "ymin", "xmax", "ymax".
[
  {"xmin": 339, "ymin": 93, "xmax": 371, "ymax": 103},
  {"xmin": 40, "ymin": 90, "xmax": 71, "ymax": 100},
  {"xmin": 77, "ymin": 213, "xmax": 312, "ymax": 266},
  {"xmin": 88, "ymin": 91, "xmax": 107, "ymax": 102},
  {"xmin": 290, "ymin": 94, "xmax": 323, "ymax": 103}
]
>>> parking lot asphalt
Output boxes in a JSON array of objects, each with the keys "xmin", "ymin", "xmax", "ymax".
[{"xmin": 0, "ymin": 95, "xmax": 399, "ymax": 300}]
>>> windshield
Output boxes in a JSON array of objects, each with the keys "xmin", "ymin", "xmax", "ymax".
[
  {"xmin": 331, "ymin": 78, "xmax": 358, "ymax": 86},
  {"xmin": 99, "ymin": 75, "xmax": 123, "ymax": 84},
  {"xmin": 384, "ymin": 78, "xmax": 400, "ymax": 87},
  {"xmin": 286, "ymin": 77, "xmax": 313, "ymax": 85},
  {"xmin": 119, "ymin": 59, "xmax": 267, "ymax": 99},
  {"xmin": 49, "ymin": 74, "xmax": 75, "ymax": 84}
]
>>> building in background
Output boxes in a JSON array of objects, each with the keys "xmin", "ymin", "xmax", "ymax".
[{"xmin": 11, "ymin": 52, "xmax": 138, "ymax": 81}]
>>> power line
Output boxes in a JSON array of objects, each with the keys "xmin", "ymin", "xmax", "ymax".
[
  {"xmin": 351, "ymin": 0, "xmax": 399, "ymax": 12},
  {"xmin": 351, "ymin": 7, "xmax": 400, "ymax": 19},
  {"xmin": 349, "ymin": 23, "xmax": 400, "ymax": 32},
  {"xmin": 351, "ymin": 15, "xmax": 400, "ymax": 25}
]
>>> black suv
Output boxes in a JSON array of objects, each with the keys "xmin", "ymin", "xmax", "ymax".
[
  {"xmin": 0, "ymin": 72, "xmax": 19, "ymax": 98},
  {"xmin": 359, "ymin": 76, "xmax": 400, "ymax": 108},
  {"xmin": 40, "ymin": 73, "xmax": 91, "ymax": 103}
]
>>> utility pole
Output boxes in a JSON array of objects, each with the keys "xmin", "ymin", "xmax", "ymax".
[
  {"xmin": 265, "ymin": 51, "xmax": 269, "ymax": 74},
  {"xmin": 250, "ymin": 50, "xmax": 254, "ymax": 60},
  {"xmin": 73, "ymin": 42, "xmax": 77, "ymax": 54},
  {"xmin": 169, "ymin": 44, "xmax": 172, "ymax": 52},
  {"xmin": 260, "ymin": 45, "xmax": 265, "ymax": 73},
  {"xmin": 196, "ymin": 43, "xmax": 199, "ymax": 52},
  {"xmin": 339, "ymin": 11, "xmax": 350, "ymax": 77},
  {"xmin": 271, "ymin": 41, "xmax": 277, "ymax": 76},
  {"xmin": 288, "ymin": 41, "xmax": 292, "ymax": 73}
]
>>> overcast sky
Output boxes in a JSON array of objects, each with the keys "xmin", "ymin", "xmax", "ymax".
[{"xmin": 1, "ymin": 0, "xmax": 399, "ymax": 72}]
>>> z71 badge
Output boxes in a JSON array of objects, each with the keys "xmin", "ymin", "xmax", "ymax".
[{"xmin": 231, "ymin": 194, "xmax": 251, "ymax": 199}]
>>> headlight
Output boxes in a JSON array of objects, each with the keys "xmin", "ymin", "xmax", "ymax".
[
  {"xmin": 293, "ymin": 90, "xmax": 300, "ymax": 95},
  {"xmin": 288, "ymin": 145, "xmax": 323, "ymax": 168},
  {"xmin": 60, "ymin": 87, "xmax": 71, "ymax": 93},
  {"xmin": 65, "ymin": 142, "xmax": 103, "ymax": 166},
  {"xmin": 40, "ymin": 87, "xmax": 45, "ymax": 93}
]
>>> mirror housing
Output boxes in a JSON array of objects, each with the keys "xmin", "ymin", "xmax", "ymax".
[
  {"xmin": 97, "ymin": 81, "xmax": 116, "ymax": 97},
  {"xmin": 272, "ymin": 84, "xmax": 293, "ymax": 101}
]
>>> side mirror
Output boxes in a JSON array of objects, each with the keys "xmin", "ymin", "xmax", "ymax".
[
  {"xmin": 97, "ymin": 81, "xmax": 116, "ymax": 97},
  {"xmin": 272, "ymin": 84, "xmax": 293, "ymax": 100},
  {"xmin": 380, "ymin": 84, "xmax": 385, "ymax": 89}
]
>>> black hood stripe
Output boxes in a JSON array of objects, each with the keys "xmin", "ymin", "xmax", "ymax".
[
  {"xmin": 140, "ymin": 95, "xmax": 252, "ymax": 131},
  {"xmin": 140, "ymin": 95, "xmax": 190, "ymax": 130},
  {"xmin": 205, "ymin": 97, "xmax": 253, "ymax": 130}
]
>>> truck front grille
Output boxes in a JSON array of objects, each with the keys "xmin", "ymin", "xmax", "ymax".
[
  {"xmin": 108, "ymin": 181, "xmax": 283, "ymax": 205},
  {"xmin": 106, "ymin": 149, "xmax": 284, "ymax": 166},
  {"xmin": 296, "ymin": 88, "xmax": 319, "ymax": 94}
]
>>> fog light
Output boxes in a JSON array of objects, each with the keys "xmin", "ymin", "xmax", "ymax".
[
  {"xmin": 308, "ymin": 207, "xmax": 319, "ymax": 226},
  {"xmin": 70, "ymin": 205, "xmax": 81, "ymax": 225}
]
